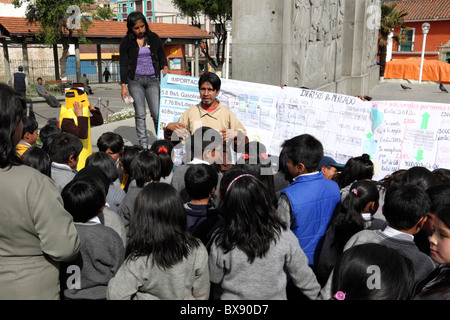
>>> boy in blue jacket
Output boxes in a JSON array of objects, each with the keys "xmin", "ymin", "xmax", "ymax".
[{"xmin": 277, "ymin": 134, "xmax": 341, "ymax": 269}]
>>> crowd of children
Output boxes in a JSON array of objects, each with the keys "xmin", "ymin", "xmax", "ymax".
[{"xmin": 1, "ymin": 80, "xmax": 450, "ymax": 300}]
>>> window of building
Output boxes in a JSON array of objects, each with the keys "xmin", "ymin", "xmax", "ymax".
[
  {"xmin": 169, "ymin": 58, "xmax": 182, "ymax": 70},
  {"xmin": 399, "ymin": 28, "xmax": 414, "ymax": 52}
]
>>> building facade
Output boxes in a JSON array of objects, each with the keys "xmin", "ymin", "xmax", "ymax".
[{"xmin": 385, "ymin": 0, "xmax": 450, "ymax": 63}]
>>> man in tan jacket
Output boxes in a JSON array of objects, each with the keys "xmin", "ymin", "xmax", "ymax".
[{"xmin": 164, "ymin": 72, "xmax": 248, "ymax": 170}]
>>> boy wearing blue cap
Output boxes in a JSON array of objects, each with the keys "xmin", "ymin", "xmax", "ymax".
[{"xmin": 317, "ymin": 156, "xmax": 344, "ymax": 181}]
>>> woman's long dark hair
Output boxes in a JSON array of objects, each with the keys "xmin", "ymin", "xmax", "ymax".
[
  {"xmin": 332, "ymin": 180, "xmax": 379, "ymax": 253},
  {"xmin": 0, "ymin": 83, "xmax": 25, "ymax": 169},
  {"xmin": 126, "ymin": 183, "xmax": 200, "ymax": 269},
  {"xmin": 215, "ymin": 168, "xmax": 287, "ymax": 263},
  {"xmin": 126, "ymin": 11, "xmax": 152, "ymax": 45}
]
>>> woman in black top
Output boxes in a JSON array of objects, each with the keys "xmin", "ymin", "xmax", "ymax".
[{"xmin": 119, "ymin": 11, "xmax": 169, "ymax": 149}]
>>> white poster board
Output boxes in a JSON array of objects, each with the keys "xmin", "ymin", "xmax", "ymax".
[{"xmin": 158, "ymin": 74, "xmax": 450, "ymax": 180}]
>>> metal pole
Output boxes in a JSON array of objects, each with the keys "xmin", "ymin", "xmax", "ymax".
[
  {"xmin": 419, "ymin": 33, "xmax": 427, "ymax": 84},
  {"xmin": 225, "ymin": 30, "xmax": 230, "ymax": 79}
]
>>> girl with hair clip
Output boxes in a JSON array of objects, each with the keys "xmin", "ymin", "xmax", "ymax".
[
  {"xmin": 150, "ymin": 139, "xmax": 174, "ymax": 184},
  {"xmin": 414, "ymin": 206, "xmax": 450, "ymax": 300},
  {"xmin": 331, "ymin": 243, "xmax": 415, "ymax": 300},
  {"xmin": 209, "ymin": 168, "xmax": 321, "ymax": 300},
  {"xmin": 317, "ymin": 179, "xmax": 386, "ymax": 286},
  {"xmin": 107, "ymin": 183, "xmax": 210, "ymax": 300}
]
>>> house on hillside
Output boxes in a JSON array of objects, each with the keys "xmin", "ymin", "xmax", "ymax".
[{"xmin": 385, "ymin": 0, "xmax": 450, "ymax": 63}]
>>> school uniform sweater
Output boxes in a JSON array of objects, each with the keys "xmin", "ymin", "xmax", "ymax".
[
  {"xmin": 61, "ymin": 222, "xmax": 125, "ymax": 300},
  {"xmin": 51, "ymin": 162, "xmax": 76, "ymax": 193},
  {"xmin": 316, "ymin": 215, "xmax": 388, "ymax": 286},
  {"xmin": 106, "ymin": 182, "xmax": 125, "ymax": 213},
  {"xmin": 184, "ymin": 202, "xmax": 223, "ymax": 250},
  {"xmin": 209, "ymin": 229, "xmax": 321, "ymax": 300},
  {"xmin": 107, "ymin": 241, "xmax": 209, "ymax": 300},
  {"xmin": 117, "ymin": 185, "xmax": 143, "ymax": 238}
]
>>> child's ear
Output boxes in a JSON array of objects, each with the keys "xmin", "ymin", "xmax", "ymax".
[
  {"xmin": 297, "ymin": 163, "xmax": 307, "ymax": 174},
  {"xmin": 416, "ymin": 215, "xmax": 428, "ymax": 232},
  {"xmin": 368, "ymin": 201, "xmax": 378, "ymax": 213}
]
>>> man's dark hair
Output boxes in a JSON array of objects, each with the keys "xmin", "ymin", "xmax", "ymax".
[{"xmin": 198, "ymin": 72, "xmax": 221, "ymax": 92}]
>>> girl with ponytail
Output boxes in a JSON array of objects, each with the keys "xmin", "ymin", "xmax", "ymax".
[{"xmin": 316, "ymin": 179, "xmax": 386, "ymax": 286}]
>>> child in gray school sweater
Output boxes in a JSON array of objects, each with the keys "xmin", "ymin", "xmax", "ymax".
[
  {"xmin": 319, "ymin": 183, "xmax": 436, "ymax": 300},
  {"xmin": 209, "ymin": 169, "xmax": 320, "ymax": 300},
  {"xmin": 60, "ymin": 174, "xmax": 124, "ymax": 300}
]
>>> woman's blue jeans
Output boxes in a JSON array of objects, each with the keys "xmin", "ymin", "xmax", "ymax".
[{"xmin": 127, "ymin": 76, "xmax": 160, "ymax": 148}]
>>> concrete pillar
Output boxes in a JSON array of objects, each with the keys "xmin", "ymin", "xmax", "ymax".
[
  {"xmin": 194, "ymin": 41, "xmax": 199, "ymax": 77},
  {"xmin": 232, "ymin": 0, "xmax": 379, "ymax": 96},
  {"xmin": 281, "ymin": 0, "xmax": 293, "ymax": 86},
  {"xmin": 97, "ymin": 44, "xmax": 103, "ymax": 83},
  {"xmin": 231, "ymin": 0, "xmax": 284, "ymax": 86},
  {"xmin": 2, "ymin": 41, "xmax": 11, "ymax": 84},
  {"xmin": 75, "ymin": 40, "xmax": 81, "ymax": 82},
  {"xmin": 22, "ymin": 40, "xmax": 30, "ymax": 85}
]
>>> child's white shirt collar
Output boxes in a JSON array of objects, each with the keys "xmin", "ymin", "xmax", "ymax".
[
  {"xmin": 51, "ymin": 162, "xmax": 73, "ymax": 171},
  {"xmin": 293, "ymin": 171, "xmax": 319, "ymax": 181},
  {"xmin": 382, "ymin": 226, "xmax": 414, "ymax": 242}
]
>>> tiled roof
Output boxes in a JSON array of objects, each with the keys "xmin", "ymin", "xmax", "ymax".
[
  {"xmin": 384, "ymin": 0, "xmax": 450, "ymax": 20},
  {"xmin": 0, "ymin": 16, "xmax": 212, "ymax": 40}
]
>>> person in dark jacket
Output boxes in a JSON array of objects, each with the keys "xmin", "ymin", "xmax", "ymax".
[
  {"xmin": 12, "ymin": 66, "xmax": 28, "ymax": 97},
  {"xmin": 119, "ymin": 11, "xmax": 169, "ymax": 149}
]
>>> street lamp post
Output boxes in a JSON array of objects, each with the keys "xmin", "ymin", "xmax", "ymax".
[
  {"xmin": 225, "ymin": 20, "xmax": 232, "ymax": 79},
  {"xmin": 419, "ymin": 22, "xmax": 430, "ymax": 84}
]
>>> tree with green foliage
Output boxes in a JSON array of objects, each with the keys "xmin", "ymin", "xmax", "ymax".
[
  {"xmin": 378, "ymin": 2, "xmax": 409, "ymax": 77},
  {"xmin": 92, "ymin": 6, "xmax": 116, "ymax": 21},
  {"xmin": 13, "ymin": 0, "xmax": 96, "ymax": 79},
  {"xmin": 172, "ymin": 0, "xmax": 232, "ymax": 73}
]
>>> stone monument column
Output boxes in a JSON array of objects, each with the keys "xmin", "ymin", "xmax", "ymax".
[{"xmin": 231, "ymin": 0, "xmax": 380, "ymax": 96}]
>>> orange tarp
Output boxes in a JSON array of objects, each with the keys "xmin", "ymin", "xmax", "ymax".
[{"xmin": 384, "ymin": 59, "xmax": 450, "ymax": 83}]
